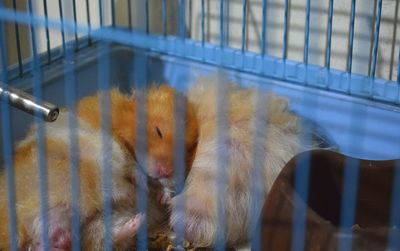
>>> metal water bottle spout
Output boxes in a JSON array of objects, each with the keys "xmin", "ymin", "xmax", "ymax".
[{"xmin": 0, "ymin": 83, "xmax": 59, "ymax": 122}]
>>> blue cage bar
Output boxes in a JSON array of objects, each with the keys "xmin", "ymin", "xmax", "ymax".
[{"xmin": 0, "ymin": 1, "xmax": 399, "ymax": 251}]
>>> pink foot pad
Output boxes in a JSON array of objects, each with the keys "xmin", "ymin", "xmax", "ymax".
[
  {"xmin": 113, "ymin": 213, "xmax": 144, "ymax": 244},
  {"xmin": 32, "ymin": 227, "xmax": 71, "ymax": 251}
]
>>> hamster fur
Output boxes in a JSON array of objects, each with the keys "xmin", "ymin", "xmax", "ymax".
[
  {"xmin": 0, "ymin": 111, "xmax": 167, "ymax": 249},
  {"xmin": 77, "ymin": 86, "xmax": 199, "ymax": 195},
  {"xmin": 170, "ymin": 78, "xmax": 319, "ymax": 246}
]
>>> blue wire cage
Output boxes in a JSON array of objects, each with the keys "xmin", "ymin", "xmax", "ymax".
[{"xmin": 0, "ymin": 0, "xmax": 399, "ymax": 250}]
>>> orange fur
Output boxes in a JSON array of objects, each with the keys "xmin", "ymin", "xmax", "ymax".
[
  {"xmin": 77, "ymin": 89, "xmax": 137, "ymax": 156},
  {"xmin": 0, "ymin": 122, "xmax": 111, "ymax": 249},
  {"xmin": 0, "ymin": 103, "xmax": 169, "ymax": 249},
  {"xmin": 77, "ymin": 86, "xmax": 199, "ymax": 190}
]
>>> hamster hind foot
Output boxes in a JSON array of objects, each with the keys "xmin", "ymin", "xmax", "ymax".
[{"xmin": 29, "ymin": 205, "xmax": 71, "ymax": 251}]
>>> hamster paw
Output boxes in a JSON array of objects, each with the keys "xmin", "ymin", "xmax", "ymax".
[
  {"xmin": 170, "ymin": 194, "xmax": 217, "ymax": 247},
  {"xmin": 31, "ymin": 227, "xmax": 71, "ymax": 251},
  {"xmin": 113, "ymin": 213, "xmax": 144, "ymax": 244},
  {"xmin": 157, "ymin": 190, "xmax": 172, "ymax": 205}
]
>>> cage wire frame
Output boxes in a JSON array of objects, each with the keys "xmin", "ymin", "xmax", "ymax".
[
  {"xmin": 0, "ymin": 0, "xmax": 399, "ymax": 251},
  {"xmin": 0, "ymin": 1, "xmax": 399, "ymax": 102}
]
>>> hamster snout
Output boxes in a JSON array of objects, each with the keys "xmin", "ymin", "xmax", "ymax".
[
  {"xmin": 146, "ymin": 156, "xmax": 175, "ymax": 192},
  {"xmin": 146, "ymin": 152, "xmax": 173, "ymax": 177},
  {"xmin": 155, "ymin": 160, "xmax": 173, "ymax": 178}
]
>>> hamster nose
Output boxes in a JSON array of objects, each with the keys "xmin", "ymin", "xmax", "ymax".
[{"xmin": 156, "ymin": 162, "xmax": 172, "ymax": 178}]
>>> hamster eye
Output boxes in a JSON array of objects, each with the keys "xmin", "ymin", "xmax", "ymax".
[{"xmin": 156, "ymin": 127, "xmax": 163, "ymax": 139}]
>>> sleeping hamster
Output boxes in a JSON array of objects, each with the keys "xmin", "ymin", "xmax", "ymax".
[
  {"xmin": 77, "ymin": 86, "xmax": 199, "ymax": 198},
  {"xmin": 0, "ymin": 106, "xmax": 167, "ymax": 250},
  {"xmin": 170, "ymin": 77, "xmax": 322, "ymax": 247}
]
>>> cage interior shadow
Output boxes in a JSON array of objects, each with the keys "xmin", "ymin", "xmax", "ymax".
[{"xmin": 260, "ymin": 149, "xmax": 399, "ymax": 251}]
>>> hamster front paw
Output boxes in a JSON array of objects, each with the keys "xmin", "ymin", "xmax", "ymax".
[
  {"xmin": 157, "ymin": 188, "xmax": 173, "ymax": 205},
  {"xmin": 30, "ymin": 227, "xmax": 71, "ymax": 251},
  {"xmin": 30, "ymin": 206, "xmax": 71, "ymax": 251},
  {"xmin": 170, "ymin": 192, "xmax": 217, "ymax": 247}
]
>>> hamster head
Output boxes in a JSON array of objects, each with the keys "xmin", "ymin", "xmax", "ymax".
[
  {"xmin": 76, "ymin": 86, "xmax": 199, "ymax": 191},
  {"xmin": 135, "ymin": 84, "xmax": 199, "ymax": 190}
]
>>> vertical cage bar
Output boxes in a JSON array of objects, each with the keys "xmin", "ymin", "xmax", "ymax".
[
  {"xmin": 28, "ymin": 0, "xmax": 50, "ymax": 249},
  {"xmin": 179, "ymin": 0, "xmax": 186, "ymax": 39},
  {"xmin": 0, "ymin": 92, "xmax": 18, "ymax": 250},
  {"xmin": 397, "ymin": 49, "xmax": 400, "ymax": 103},
  {"xmin": 145, "ymin": 0, "xmax": 149, "ymax": 33},
  {"xmin": 42, "ymin": 0, "xmax": 51, "ymax": 63},
  {"xmin": 99, "ymin": 0, "xmax": 104, "ymax": 27},
  {"xmin": 127, "ymin": 0, "xmax": 132, "ymax": 30},
  {"xmin": 72, "ymin": 0, "xmax": 79, "ymax": 50},
  {"xmin": 98, "ymin": 43, "xmax": 112, "ymax": 251},
  {"xmin": 201, "ymin": 0, "xmax": 205, "ymax": 44},
  {"xmin": 11, "ymin": 0, "xmax": 23, "ymax": 77},
  {"xmin": 64, "ymin": 42, "xmax": 80, "ymax": 251},
  {"xmin": 346, "ymin": 0, "xmax": 356, "ymax": 73},
  {"xmin": 367, "ymin": 0, "xmax": 378, "ymax": 77},
  {"xmin": 341, "ymin": 172, "xmax": 360, "ymax": 248},
  {"xmin": 291, "ymin": 151, "xmax": 311, "ymax": 251},
  {"xmin": 226, "ymin": 0, "xmax": 230, "ymax": 48},
  {"xmin": 86, "ymin": 0, "xmax": 92, "ymax": 45},
  {"xmin": 162, "ymin": 0, "xmax": 167, "ymax": 36},
  {"xmin": 126, "ymin": 0, "xmax": 132, "ymax": 30},
  {"xmin": 133, "ymin": 54, "xmax": 148, "ymax": 251},
  {"xmin": 388, "ymin": 0, "xmax": 398, "ymax": 80},
  {"xmin": 338, "ymin": 104, "xmax": 366, "ymax": 251},
  {"xmin": 58, "ymin": 0, "xmax": 66, "ymax": 54},
  {"xmin": 241, "ymin": 0, "xmax": 247, "ymax": 52},
  {"xmin": 338, "ymin": 158, "xmax": 360, "ymax": 251},
  {"xmin": 172, "ymin": 88, "xmax": 187, "ymax": 247},
  {"xmin": 134, "ymin": 106, "xmax": 149, "ymax": 250},
  {"xmin": 111, "ymin": 0, "xmax": 116, "ymax": 27},
  {"xmin": 370, "ymin": 0, "xmax": 383, "ymax": 79},
  {"xmin": 220, "ymin": 0, "xmax": 225, "ymax": 47},
  {"xmin": 188, "ymin": 0, "xmax": 193, "ymax": 39},
  {"xmin": 397, "ymin": 48, "xmax": 400, "ymax": 103},
  {"xmin": 387, "ymin": 160, "xmax": 400, "ymax": 250},
  {"xmin": 249, "ymin": 91, "xmax": 268, "ymax": 251},
  {"xmin": 291, "ymin": 96, "xmax": 316, "ymax": 251},
  {"xmin": 215, "ymin": 76, "xmax": 229, "ymax": 251},
  {"xmin": 325, "ymin": 0, "xmax": 334, "ymax": 69},
  {"xmin": 0, "ymin": 0, "xmax": 18, "ymax": 248},
  {"xmin": 63, "ymin": 6, "xmax": 80, "ymax": 248},
  {"xmin": 282, "ymin": 0, "xmax": 289, "ymax": 60},
  {"xmin": 261, "ymin": 0, "xmax": 267, "ymax": 55},
  {"xmin": 303, "ymin": 0, "xmax": 311, "ymax": 64}
]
